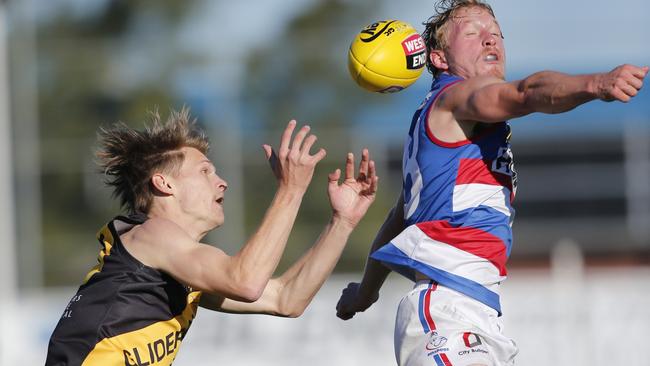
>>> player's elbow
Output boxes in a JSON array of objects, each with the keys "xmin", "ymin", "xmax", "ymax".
[
  {"xmin": 276, "ymin": 301, "xmax": 307, "ymax": 318},
  {"xmin": 273, "ymin": 280, "xmax": 307, "ymax": 318},
  {"xmin": 227, "ymin": 261, "xmax": 270, "ymax": 302},
  {"xmin": 234, "ymin": 282, "xmax": 265, "ymax": 303},
  {"xmin": 205, "ymin": 275, "xmax": 265, "ymax": 303},
  {"xmin": 284, "ymin": 308, "xmax": 305, "ymax": 318}
]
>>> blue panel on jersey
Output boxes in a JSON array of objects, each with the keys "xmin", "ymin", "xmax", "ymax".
[{"xmin": 372, "ymin": 243, "xmax": 502, "ymax": 315}]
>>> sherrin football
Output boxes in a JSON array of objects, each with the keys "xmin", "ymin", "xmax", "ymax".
[{"xmin": 347, "ymin": 20, "xmax": 426, "ymax": 93}]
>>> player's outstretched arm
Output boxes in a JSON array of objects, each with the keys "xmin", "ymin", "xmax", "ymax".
[
  {"xmin": 443, "ymin": 64, "xmax": 648, "ymax": 123},
  {"xmin": 201, "ymin": 149, "xmax": 378, "ymax": 316},
  {"xmin": 336, "ymin": 191, "xmax": 405, "ymax": 321},
  {"xmin": 138, "ymin": 120, "xmax": 326, "ymax": 303}
]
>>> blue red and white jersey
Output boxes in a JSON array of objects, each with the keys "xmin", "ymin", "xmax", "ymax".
[{"xmin": 371, "ymin": 73, "xmax": 517, "ymax": 314}]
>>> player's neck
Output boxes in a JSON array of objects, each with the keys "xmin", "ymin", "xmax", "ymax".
[{"xmin": 147, "ymin": 203, "xmax": 207, "ymax": 242}]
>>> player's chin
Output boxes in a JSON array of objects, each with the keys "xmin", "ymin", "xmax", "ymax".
[
  {"xmin": 210, "ymin": 214, "xmax": 225, "ymax": 229},
  {"xmin": 483, "ymin": 67, "xmax": 505, "ymax": 80}
]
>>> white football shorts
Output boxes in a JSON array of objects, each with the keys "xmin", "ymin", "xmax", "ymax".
[{"xmin": 394, "ymin": 280, "xmax": 518, "ymax": 366}]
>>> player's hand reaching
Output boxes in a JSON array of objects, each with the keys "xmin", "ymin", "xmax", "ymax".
[
  {"xmin": 327, "ymin": 149, "xmax": 378, "ymax": 228},
  {"xmin": 336, "ymin": 282, "xmax": 379, "ymax": 320},
  {"xmin": 594, "ymin": 64, "xmax": 648, "ymax": 103},
  {"xmin": 263, "ymin": 120, "xmax": 327, "ymax": 193}
]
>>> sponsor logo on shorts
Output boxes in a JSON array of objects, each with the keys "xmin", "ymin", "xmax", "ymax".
[
  {"xmin": 458, "ymin": 348, "xmax": 489, "ymax": 356},
  {"xmin": 458, "ymin": 332, "xmax": 489, "ymax": 358},
  {"xmin": 463, "ymin": 332, "xmax": 482, "ymax": 348},
  {"xmin": 427, "ymin": 347, "xmax": 450, "ymax": 357},
  {"xmin": 425, "ymin": 331, "xmax": 448, "ymax": 350},
  {"xmin": 425, "ymin": 331, "xmax": 449, "ymax": 356}
]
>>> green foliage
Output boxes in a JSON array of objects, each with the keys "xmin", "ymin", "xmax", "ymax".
[
  {"xmin": 23, "ymin": 0, "xmax": 400, "ymax": 286},
  {"xmin": 240, "ymin": 0, "xmax": 402, "ymax": 272},
  {"xmin": 29, "ymin": 1, "xmax": 189, "ymax": 286}
]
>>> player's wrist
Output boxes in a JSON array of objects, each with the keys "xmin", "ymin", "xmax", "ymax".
[
  {"xmin": 274, "ymin": 186, "xmax": 306, "ymax": 205},
  {"xmin": 330, "ymin": 212, "xmax": 359, "ymax": 230},
  {"xmin": 356, "ymin": 282, "xmax": 380, "ymax": 304},
  {"xmin": 586, "ymin": 73, "xmax": 604, "ymax": 100}
]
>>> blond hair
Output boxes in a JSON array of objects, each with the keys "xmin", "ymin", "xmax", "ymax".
[
  {"xmin": 422, "ymin": 0, "xmax": 498, "ymax": 76},
  {"xmin": 96, "ymin": 107, "xmax": 209, "ymax": 214}
]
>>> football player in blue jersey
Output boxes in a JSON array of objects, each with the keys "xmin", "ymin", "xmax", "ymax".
[{"xmin": 336, "ymin": 1, "xmax": 647, "ymax": 365}]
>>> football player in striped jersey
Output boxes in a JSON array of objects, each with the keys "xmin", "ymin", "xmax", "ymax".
[{"xmin": 336, "ymin": 1, "xmax": 647, "ymax": 365}]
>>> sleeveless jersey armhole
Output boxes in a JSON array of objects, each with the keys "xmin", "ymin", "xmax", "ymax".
[{"xmin": 424, "ymin": 79, "xmax": 471, "ymax": 148}]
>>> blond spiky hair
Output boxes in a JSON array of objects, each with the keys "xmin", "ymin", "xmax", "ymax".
[{"xmin": 96, "ymin": 107, "xmax": 209, "ymax": 214}]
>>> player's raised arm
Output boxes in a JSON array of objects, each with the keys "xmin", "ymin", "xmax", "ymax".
[
  {"xmin": 440, "ymin": 64, "xmax": 648, "ymax": 123},
  {"xmin": 201, "ymin": 149, "xmax": 378, "ymax": 316},
  {"xmin": 141, "ymin": 120, "xmax": 326, "ymax": 302}
]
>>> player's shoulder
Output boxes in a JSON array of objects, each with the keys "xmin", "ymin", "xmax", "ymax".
[
  {"xmin": 451, "ymin": 75, "xmax": 505, "ymax": 93},
  {"xmin": 131, "ymin": 217, "xmax": 192, "ymax": 248},
  {"xmin": 437, "ymin": 75, "xmax": 506, "ymax": 108}
]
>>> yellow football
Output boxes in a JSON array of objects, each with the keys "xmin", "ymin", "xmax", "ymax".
[{"xmin": 348, "ymin": 20, "xmax": 427, "ymax": 93}]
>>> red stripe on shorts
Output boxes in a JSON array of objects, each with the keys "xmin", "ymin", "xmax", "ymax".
[
  {"xmin": 440, "ymin": 353, "xmax": 453, "ymax": 366},
  {"xmin": 423, "ymin": 282, "xmax": 438, "ymax": 331}
]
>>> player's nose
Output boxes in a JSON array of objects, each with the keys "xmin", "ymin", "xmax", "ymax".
[
  {"xmin": 482, "ymin": 31, "xmax": 497, "ymax": 47},
  {"xmin": 483, "ymin": 37, "xmax": 496, "ymax": 47},
  {"xmin": 215, "ymin": 175, "xmax": 228, "ymax": 192}
]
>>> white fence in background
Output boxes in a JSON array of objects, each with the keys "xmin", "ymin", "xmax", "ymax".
[{"xmin": 8, "ymin": 256, "xmax": 650, "ymax": 366}]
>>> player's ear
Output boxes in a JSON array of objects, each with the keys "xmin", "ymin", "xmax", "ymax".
[
  {"xmin": 430, "ymin": 50, "xmax": 448, "ymax": 71},
  {"xmin": 151, "ymin": 173, "xmax": 174, "ymax": 195}
]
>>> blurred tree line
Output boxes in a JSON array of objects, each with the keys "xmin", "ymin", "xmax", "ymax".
[
  {"xmin": 9, "ymin": 0, "xmax": 406, "ymax": 287},
  {"xmin": 11, "ymin": 0, "xmax": 648, "ymax": 289}
]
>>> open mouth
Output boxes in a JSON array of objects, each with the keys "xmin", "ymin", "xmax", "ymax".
[
  {"xmin": 484, "ymin": 53, "xmax": 498, "ymax": 62},
  {"xmin": 216, "ymin": 197, "xmax": 224, "ymax": 204}
]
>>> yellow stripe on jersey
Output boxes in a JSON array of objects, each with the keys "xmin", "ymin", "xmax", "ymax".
[
  {"xmin": 81, "ymin": 290, "xmax": 202, "ymax": 366},
  {"xmin": 83, "ymin": 225, "xmax": 114, "ymax": 284}
]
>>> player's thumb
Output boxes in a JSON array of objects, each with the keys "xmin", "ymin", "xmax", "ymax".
[
  {"xmin": 262, "ymin": 144, "xmax": 273, "ymax": 160},
  {"xmin": 328, "ymin": 169, "xmax": 341, "ymax": 183}
]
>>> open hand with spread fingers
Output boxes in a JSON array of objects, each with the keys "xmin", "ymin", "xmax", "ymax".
[
  {"xmin": 327, "ymin": 148, "xmax": 378, "ymax": 229},
  {"xmin": 262, "ymin": 120, "xmax": 327, "ymax": 193}
]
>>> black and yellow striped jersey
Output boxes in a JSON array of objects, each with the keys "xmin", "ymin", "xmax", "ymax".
[{"xmin": 46, "ymin": 215, "xmax": 202, "ymax": 366}]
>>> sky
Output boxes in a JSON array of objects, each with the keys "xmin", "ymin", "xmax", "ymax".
[
  {"xmin": 362, "ymin": 0, "xmax": 650, "ymax": 139},
  {"xmin": 382, "ymin": 0, "xmax": 650, "ymax": 72},
  {"xmin": 179, "ymin": 0, "xmax": 649, "ymax": 139},
  {"xmin": 23, "ymin": 0, "xmax": 650, "ymax": 139}
]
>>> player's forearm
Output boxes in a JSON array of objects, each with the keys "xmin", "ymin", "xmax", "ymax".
[
  {"xmin": 274, "ymin": 217, "xmax": 355, "ymax": 317},
  {"xmin": 356, "ymin": 204, "xmax": 403, "ymax": 301},
  {"xmin": 356, "ymin": 238, "xmax": 392, "ymax": 301},
  {"xmin": 231, "ymin": 187, "xmax": 305, "ymax": 300},
  {"xmin": 518, "ymin": 71, "xmax": 597, "ymax": 114}
]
